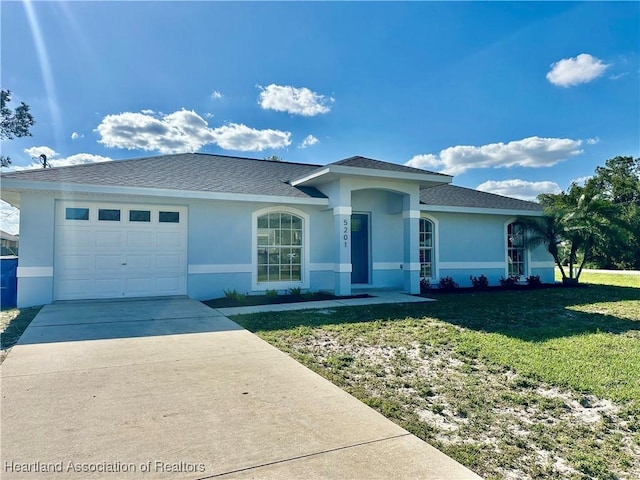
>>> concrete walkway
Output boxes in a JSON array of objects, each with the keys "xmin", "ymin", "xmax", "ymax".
[{"xmin": 1, "ymin": 296, "xmax": 480, "ymax": 480}]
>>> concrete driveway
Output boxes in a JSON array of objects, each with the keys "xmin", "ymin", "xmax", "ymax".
[{"xmin": 1, "ymin": 297, "xmax": 481, "ymax": 480}]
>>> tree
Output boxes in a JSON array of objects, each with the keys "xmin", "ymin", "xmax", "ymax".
[
  {"xmin": 583, "ymin": 156, "xmax": 640, "ymax": 269},
  {"xmin": 1, "ymin": 89, "xmax": 35, "ymax": 167},
  {"xmin": 526, "ymin": 181, "xmax": 629, "ymax": 284},
  {"xmin": 264, "ymin": 155, "xmax": 283, "ymax": 162}
]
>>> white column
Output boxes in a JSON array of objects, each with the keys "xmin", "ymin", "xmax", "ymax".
[
  {"xmin": 403, "ymin": 208, "xmax": 421, "ymax": 294},
  {"xmin": 333, "ymin": 206, "xmax": 352, "ymax": 296}
]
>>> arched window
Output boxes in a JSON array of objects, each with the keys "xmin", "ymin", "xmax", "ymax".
[
  {"xmin": 257, "ymin": 212, "xmax": 303, "ymax": 283},
  {"xmin": 507, "ymin": 221, "xmax": 526, "ymax": 277},
  {"xmin": 419, "ymin": 218, "xmax": 435, "ymax": 279}
]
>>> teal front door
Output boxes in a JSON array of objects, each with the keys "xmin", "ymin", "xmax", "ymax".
[{"xmin": 351, "ymin": 213, "xmax": 369, "ymax": 284}]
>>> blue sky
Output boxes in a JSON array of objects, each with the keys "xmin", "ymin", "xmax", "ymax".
[{"xmin": 1, "ymin": 1, "xmax": 639, "ymax": 233}]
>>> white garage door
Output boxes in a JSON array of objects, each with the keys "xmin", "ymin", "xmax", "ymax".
[{"xmin": 54, "ymin": 201, "xmax": 187, "ymax": 301}]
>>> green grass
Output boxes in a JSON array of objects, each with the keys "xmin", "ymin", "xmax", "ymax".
[{"xmin": 231, "ymin": 273, "xmax": 640, "ymax": 480}]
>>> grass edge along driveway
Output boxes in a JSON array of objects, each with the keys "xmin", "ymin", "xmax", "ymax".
[{"xmin": 232, "ymin": 273, "xmax": 640, "ymax": 480}]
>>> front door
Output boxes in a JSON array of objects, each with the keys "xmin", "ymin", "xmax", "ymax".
[{"xmin": 351, "ymin": 213, "xmax": 369, "ymax": 284}]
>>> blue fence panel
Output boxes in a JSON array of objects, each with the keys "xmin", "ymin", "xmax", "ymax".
[{"xmin": 1, "ymin": 257, "xmax": 18, "ymax": 309}]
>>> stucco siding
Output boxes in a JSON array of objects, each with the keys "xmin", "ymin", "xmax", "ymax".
[{"xmin": 17, "ymin": 193, "xmax": 55, "ymax": 307}]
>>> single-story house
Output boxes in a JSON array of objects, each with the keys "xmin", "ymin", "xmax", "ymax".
[
  {"xmin": 0, "ymin": 229, "xmax": 19, "ymax": 256},
  {"xmin": 0, "ymin": 153, "xmax": 554, "ymax": 307}
]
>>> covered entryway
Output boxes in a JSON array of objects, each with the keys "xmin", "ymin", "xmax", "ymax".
[{"xmin": 54, "ymin": 201, "xmax": 187, "ymax": 300}]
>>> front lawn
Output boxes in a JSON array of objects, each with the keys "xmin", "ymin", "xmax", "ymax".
[{"xmin": 232, "ymin": 274, "xmax": 640, "ymax": 480}]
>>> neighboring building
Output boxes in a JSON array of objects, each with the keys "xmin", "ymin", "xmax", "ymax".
[
  {"xmin": 0, "ymin": 154, "xmax": 554, "ymax": 307},
  {"xmin": 0, "ymin": 229, "xmax": 18, "ymax": 256}
]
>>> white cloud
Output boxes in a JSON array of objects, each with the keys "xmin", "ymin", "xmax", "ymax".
[
  {"xmin": 204, "ymin": 112, "xmax": 214, "ymax": 118},
  {"xmin": 258, "ymin": 84, "xmax": 334, "ymax": 116},
  {"xmin": 140, "ymin": 109, "xmax": 155, "ymax": 115},
  {"xmin": 211, "ymin": 90, "xmax": 223, "ymax": 100},
  {"xmin": 406, "ymin": 136, "xmax": 586, "ymax": 175},
  {"xmin": 586, "ymin": 137, "xmax": 599, "ymax": 145},
  {"xmin": 71, "ymin": 131, "xmax": 83, "ymax": 140},
  {"xmin": 96, "ymin": 109, "xmax": 291, "ymax": 153},
  {"xmin": 46, "ymin": 153, "xmax": 112, "ymax": 168},
  {"xmin": 24, "ymin": 146, "xmax": 57, "ymax": 160},
  {"xmin": 609, "ymin": 72, "xmax": 629, "ymax": 80},
  {"xmin": 12, "ymin": 148, "xmax": 111, "ymax": 171},
  {"xmin": 546, "ymin": 53, "xmax": 610, "ymax": 87},
  {"xmin": 476, "ymin": 179, "xmax": 562, "ymax": 202},
  {"xmin": 209, "ymin": 123, "xmax": 291, "ymax": 151},
  {"xmin": 298, "ymin": 134, "xmax": 319, "ymax": 149}
]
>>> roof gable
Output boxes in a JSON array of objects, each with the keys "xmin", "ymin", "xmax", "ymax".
[{"xmin": 330, "ymin": 156, "xmax": 450, "ymax": 177}]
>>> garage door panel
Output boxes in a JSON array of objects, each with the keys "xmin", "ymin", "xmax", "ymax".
[
  {"xmin": 156, "ymin": 254, "xmax": 182, "ymax": 269},
  {"xmin": 95, "ymin": 231, "xmax": 122, "ymax": 248},
  {"xmin": 59, "ymin": 254, "xmax": 94, "ymax": 272},
  {"xmin": 157, "ymin": 232, "xmax": 183, "ymax": 248},
  {"xmin": 124, "ymin": 277, "xmax": 155, "ymax": 295},
  {"xmin": 61, "ymin": 230, "xmax": 93, "ymax": 248},
  {"xmin": 95, "ymin": 254, "xmax": 123, "ymax": 270},
  {"xmin": 127, "ymin": 231, "xmax": 154, "ymax": 248},
  {"xmin": 55, "ymin": 202, "xmax": 187, "ymax": 301},
  {"xmin": 156, "ymin": 277, "xmax": 181, "ymax": 293},
  {"xmin": 94, "ymin": 278, "xmax": 123, "ymax": 297},
  {"xmin": 125, "ymin": 254, "xmax": 153, "ymax": 269}
]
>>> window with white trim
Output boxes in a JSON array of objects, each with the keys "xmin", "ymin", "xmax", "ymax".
[
  {"xmin": 257, "ymin": 212, "xmax": 303, "ymax": 283},
  {"xmin": 419, "ymin": 218, "xmax": 434, "ymax": 278},
  {"xmin": 507, "ymin": 221, "xmax": 526, "ymax": 277}
]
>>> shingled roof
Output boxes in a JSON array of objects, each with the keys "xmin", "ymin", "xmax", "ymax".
[
  {"xmin": 1, "ymin": 153, "xmax": 327, "ymax": 199},
  {"xmin": 420, "ymin": 184, "xmax": 543, "ymax": 212},
  {"xmin": 330, "ymin": 156, "xmax": 451, "ymax": 177}
]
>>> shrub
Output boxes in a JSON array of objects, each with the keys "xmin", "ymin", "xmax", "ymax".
[
  {"xmin": 499, "ymin": 275, "xmax": 520, "ymax": 288},
  {"xmin": 223, "ymin": 289, "xmax": 246, "ymax": 303},
  {"xmin": 288, "ymin": 287, "xmax": 302, "ymax": 297},
  {"xmin": 470, "ymin": 274, "xmax": 489, "ymax": 290},
  {"xmin": 438, "ymin": 276, "xmax": 459, "ymax": 291},
  {"xmin": 302, "ymin": 291, "xmax": 316, "ymax": 300},
  {"xmin": 420, "ymin": 277, "xmax": 431, "ymax": 294},
  {"xmin": 526, "ymin": 275, "xmax": 542, "ymax": 288},
  {"xmin": 264, "ymin": 289, "xmax": 279, "ymax": 298}
]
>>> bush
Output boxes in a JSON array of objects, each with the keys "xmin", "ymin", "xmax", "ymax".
[
  {"xmin": 526, "ymin": 275, "xmax": 542, "ymax": 288},
  {"xmin": 288, "ymin": 287, "xmax": 302, "ymax": 297},
  {"xmin": 470, "ymin": 274, "xmax": 489, "ymax": 290},
  {"xmin": 264, "ymin": 289, "xmax": 279, "ymax": 298},
  {"xmin": 499, "ymin": 275, "xmax": 520, "ymax": 288},
  {"xmin": 223, "ymin": 289, "xmax": 247, "ymax": 303},
  {"xmin": 420, "ymin": 277, "xmax": 431, "ymax": 294},
  {"xmin": 438, "ymin": 276, "xmax": 459, "ymax": 291}
]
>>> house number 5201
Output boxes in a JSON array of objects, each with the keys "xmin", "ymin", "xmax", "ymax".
[{"xmin": 343, "ymin": 219, "xmax": 349, "ymax": 247}]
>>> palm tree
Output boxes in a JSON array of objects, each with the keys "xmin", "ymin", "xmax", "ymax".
[{"xmin": 521, "ymin": 186, "xmax": 626, "ymax": 285}]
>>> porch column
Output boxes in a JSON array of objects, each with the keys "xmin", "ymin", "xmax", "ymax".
[
  {"xmin": 403, "ymin": 208, "xmax": 421, "ymax": 294},
  {"xmin": 333, "ymin": 206, "xmax": 352, "ymax": 296}
]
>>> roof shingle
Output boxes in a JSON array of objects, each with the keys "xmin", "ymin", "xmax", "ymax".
[
  {"xmin": 1, "ymin": 153, "xmax": 326, "ymax": 199},
  {"xmin": 420, "ymin": 184, "xmax": 543, "ymax": 211}
]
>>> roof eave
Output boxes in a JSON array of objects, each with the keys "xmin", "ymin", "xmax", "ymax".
[
  {"xmin": 0, "ymin": 179, "xmax": 329, "ymax": 206},
  {"xmin": 421, "ymin": 204, "xmax": 544, "ymax": 216},
  {"xmin": 290, "ymin": 165, "xmax": 452, "ymax": 187}
]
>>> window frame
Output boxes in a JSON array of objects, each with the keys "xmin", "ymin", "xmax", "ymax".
[
  {"xmin": 419, "ymin": 214, "xmax": 438, "ymax": 281},
  {"xmin": 505, "ymin": 220, "xmax": 528, "ymax": 279},
  {"xmin": 252, "ymin": 206, "xmax": 310, "ymax": 291}
]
